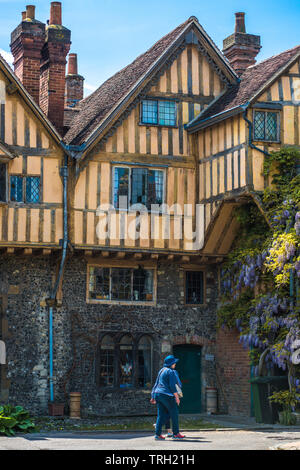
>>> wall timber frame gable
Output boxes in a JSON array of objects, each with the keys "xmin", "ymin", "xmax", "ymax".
[
  {"xmin": 0, "ymin": 57, "xmax": 68, "ymax": 251},
  {"xmin": 74, "ymin": 19, "xmax": 238, "ymax": 172},
  {"xmin": 70, "ymin": 20, "xmax": 238, "ymax": 256}
]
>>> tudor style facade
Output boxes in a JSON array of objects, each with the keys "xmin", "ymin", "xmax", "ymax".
[{"xmin": 0, "ymin": 3, "xmax": 299, "ymax": 417}]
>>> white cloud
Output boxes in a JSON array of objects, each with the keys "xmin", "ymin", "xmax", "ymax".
[
  {"xmin": 84, "ymin": 82, "xmax": 97, "ymax": 97},
  {"xmin": 0, "ymin": 48, "xmax": 13, "ymax": 66}
]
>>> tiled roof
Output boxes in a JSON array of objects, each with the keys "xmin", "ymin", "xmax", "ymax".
[
  {"xmin": 63, "ymin": 19, "xmax": 193, "ymax": 146},
  {"xmin": 189, "ymin": 45, "xmax": 300, "ymax": 127}
]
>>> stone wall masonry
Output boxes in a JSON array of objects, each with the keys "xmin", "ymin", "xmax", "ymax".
[{"xmin": 0, "ymin": 254, "xmax": 220, "ymax": 416}]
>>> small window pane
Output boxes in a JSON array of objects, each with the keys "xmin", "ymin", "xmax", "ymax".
[
  {"xmin": 265, "ymin": 112, "xmax": 278, "ymax": 141},
  {"xmin": 0, "ymin": 163, "xmax": 6, "ymax": 202},
  {"xmin": 10, "ymin": 176, "xmax": 23, "ymax": 202},
  {"xmin": 133, "ymin": 267, "xmax": 153, "ymax": 301},
  {"xmin": 131, "ymin": 168, "xmax": 148, "ymax": 206},
  {"xmin": 114, "ymin": 167, "xmax": 129, "ymax": 209},
  {"xmin": 111, "ymin": 268, "xmax": 131, "ymax": 301},
  {"xmin": 254, "ymin": 111, "xmax": 279, "ymax": 141},
  {"xmin": 89, "ymin": 267, "xmax": 110, "ymax": 300},
  {"xmin": 100, "ymin": 335, "xmax": 114, "ymax": 387},
  {"xmin": 254, "ymin": 111, "xmax": 265, "ymax": 140},
  {"xmin": 138, "ymin": 336, "xmax": 153, "ymax": 387},
  {"xmin": 119, "ymin": 335, "xmax": 133, "ymax": 388},
  {"xmin": 26, "ymin": 176, "xmax": 40, "ymax": 203},
  {"xmin": 148, "ymin": 170, "xmax": 163, "ymax": 207},
  {"xmin": 186, "ymin": 271, "xmax": 204, "ymax": 304},
  {"xmin": 158, "ymin": 101, "xmax": 176, "ymax": 126},
  {"xmin": 141, "ymin": 100, "xmax": 158, "ymax": 124}
]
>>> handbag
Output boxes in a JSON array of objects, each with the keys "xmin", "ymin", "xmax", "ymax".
[{"xmin": 175, "ymin": 383, "xmax": 183, "ymax": 398}]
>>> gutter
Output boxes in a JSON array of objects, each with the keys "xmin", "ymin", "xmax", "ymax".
[
  {"xmin": 185, "ymin": 104, "xmax": 244, "ymax": 133},
  {"xmin": 46, "ymin": 154, "xmax": 69, "ymax": 404}
]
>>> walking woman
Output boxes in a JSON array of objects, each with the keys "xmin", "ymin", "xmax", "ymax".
[{"xmin": 150, "ymin": 355, "xmax": 185, "ymax": 440}]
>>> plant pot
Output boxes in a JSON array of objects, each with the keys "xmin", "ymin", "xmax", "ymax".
[
  {"xmin": 278, "ymin": 410, "xmax": 297, "ymax": 426},
  {"xmin": 69, "ymin": 392, "xmax": 81, "ymax": 419},
  {"xmin": 291, "ymin": 412, "xmax": 300, "ymax": 425},
  {"xmin": 48, "ymin": 402, "xmax": 65, "ymax": 417}
]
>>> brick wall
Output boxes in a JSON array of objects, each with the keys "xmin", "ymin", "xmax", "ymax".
[{"xmin": 216, "ymin": 327, "xmax": 251, "ymax": 416}]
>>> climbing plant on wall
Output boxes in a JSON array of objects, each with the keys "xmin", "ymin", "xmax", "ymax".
[{"xmin": 217, "ymin": 148, "xmax": 300, "ymax": 399}]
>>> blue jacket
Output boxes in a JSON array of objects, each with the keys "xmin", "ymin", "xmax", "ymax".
[{"xmin": 151, "ymin": 367, "xmax": 182, "ymax": 398}]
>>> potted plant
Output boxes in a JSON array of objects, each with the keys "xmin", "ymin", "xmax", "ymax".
[{"xmin": 268, "ymin": 389, "xmax": 300, "ymax": 425}]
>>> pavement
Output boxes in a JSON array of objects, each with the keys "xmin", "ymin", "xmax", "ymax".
[
  {"xmin": 1, "ymin": 412, "xmax": 300, "ymax": 451},
  {"xmin": 197, "ymin": 413, "xmax": 300, "ymax": 450}
]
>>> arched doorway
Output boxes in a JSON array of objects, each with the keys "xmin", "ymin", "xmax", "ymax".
[{"xmin": 173, "ymin": 345, "xmax": 202, "ymax": 414}]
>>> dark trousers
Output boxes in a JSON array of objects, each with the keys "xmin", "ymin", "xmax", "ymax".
[{"xmin": 154, "ymin": 393, "xmax": 179, "ymax": 436}]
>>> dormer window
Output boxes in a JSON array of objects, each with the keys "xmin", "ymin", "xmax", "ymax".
[
  {"xmin": 141, "ymin": 99, "xmax": 177, "ymax": 127},
  {"xmin": 253, "ymin": 110, "xmax": 280, "ymax": 142}
]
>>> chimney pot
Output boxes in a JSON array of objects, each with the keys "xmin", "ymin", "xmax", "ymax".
[
  {"xmin": 223, "ymin": 12, "xmax": 261, "ymax": 76},
  {"xmin": 68, "ymin": 53, "xmax": 78, "ymax": 75},
  {"xmin": 49, "ymin": 2, "xmax": 62, "ymax": 25},
  {"xmin": 235, "ymin": 12, "xmax": 246, "ymax": 33},
  {"xmin": 22, "ymin": 11, "xmax": 27, "ymax": 21},
  {"xmin": 26, "ymin": 5, "xmax": 35, "ymax": 20}
]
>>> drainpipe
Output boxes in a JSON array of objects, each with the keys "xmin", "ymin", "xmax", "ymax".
[
  {"xmin": 47, "ymin": 154, "xmax": 69, "ymax": 403},
  {"xmin": 242, "ymin": 104, "xmax": 270, "ymax": 157}
]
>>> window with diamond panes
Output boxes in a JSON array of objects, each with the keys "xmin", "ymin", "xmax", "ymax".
[
  {"xmin": 158, "ymin": 100, "xmax": 176, "ymax": 126},
  {"xmin": 254, "ymin": 111, "xmax": 279, "ymax": 141},
  {"xmin": 26, "ymin": 177, "xmax": 40, "ymax": 203},
  {"xmin": 185, "ymin": 271, "xmax": 204, "ymax": 305},
  {"xmin": 10, "ymin": 176, "xmax": 23, "ymax": 202}
]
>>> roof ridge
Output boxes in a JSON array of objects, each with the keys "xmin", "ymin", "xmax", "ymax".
[
  {"xmin": 246, "ymin": 44, "xmax": 300, "ymax": 70},
  {"xmin": 64, "ymin": 18, "xmax": 194, "ymax": 145},
  {"xmin": 80, "ymin": 18, "xmax": 191, "ymax": 106}
]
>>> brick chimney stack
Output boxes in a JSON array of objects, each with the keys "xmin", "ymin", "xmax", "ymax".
[
  {"xmin": 10, "ymin": 5, "xmax": 46, "ymax": 105},
  {"xmin": 223, "ymin": 12, "xmax": 261, "ymax": 76},
  {"xmin": 39, "ymin": 2, "xmax": 71, "ymax": 134},
  {"xmin": 65, "ymin": 53, "xmax": 84, "ymax": 108}
]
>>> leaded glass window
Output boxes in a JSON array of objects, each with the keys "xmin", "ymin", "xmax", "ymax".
[
  {"xmin": 185, "ymin": 271, "xmax": 204, "ymax": 305},
  {"xmin": 141, "ymin": 100, "xmax": 177, "ymax": 127},
  {"xmin": 111, "ymin": 268, "xmax": 131, "ymax": 301},
  {"xmin": 26, "ymin": 177, "xmax": 40, "ymax": 203},
  {"xmin": 113, "ymin": 167, "xmax": 164, "ymax": 210},
  {"xmin": 113, "ymin": 167, "xmax": 129, "ymax": 209},
  {"xmin": 254, "ymin": 110, "xmax": 279, "ymax": 141},
  {"xmin": 138, "ymin": 336, "xmax": 153, "ymax": 387},
  {"xmin": 10, "ymin": 175, "xmax": 41, "ymax": 203},
  {"xmin": 88, "ymin": 266, "xmax": 155, "ymax": 303},
  {"xmin": 99, "ymin": 335, "xmax": 114, "ymax": 387},
  {"xmin": 141, "ymin": 100, "xmax": 158, "ymax": 125},
  {"xmin": 10, "ymin": 176, "xmax": 23, "ymax": 202},
  {"xmin": 119, "ymin": 335, "xmax": 133, "ymax": 388},
  {"xmin": 158, "ymin": 100, "xmax": 176, "ymax": 126}
]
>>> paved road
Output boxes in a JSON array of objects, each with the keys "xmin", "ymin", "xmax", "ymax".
[{"xmin": 1, "ymin": 430, "xmax": 300, "ymax": 451}]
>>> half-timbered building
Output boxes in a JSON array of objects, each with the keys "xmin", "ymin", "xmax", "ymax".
[{"xmin": 0, "ymin": 3, "xmax": 299, "ymax": 417}]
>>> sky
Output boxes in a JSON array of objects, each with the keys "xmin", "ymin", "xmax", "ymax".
[{"xmin": 0, "ymin": 0, "xmax": 299, "ymax": 98}]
